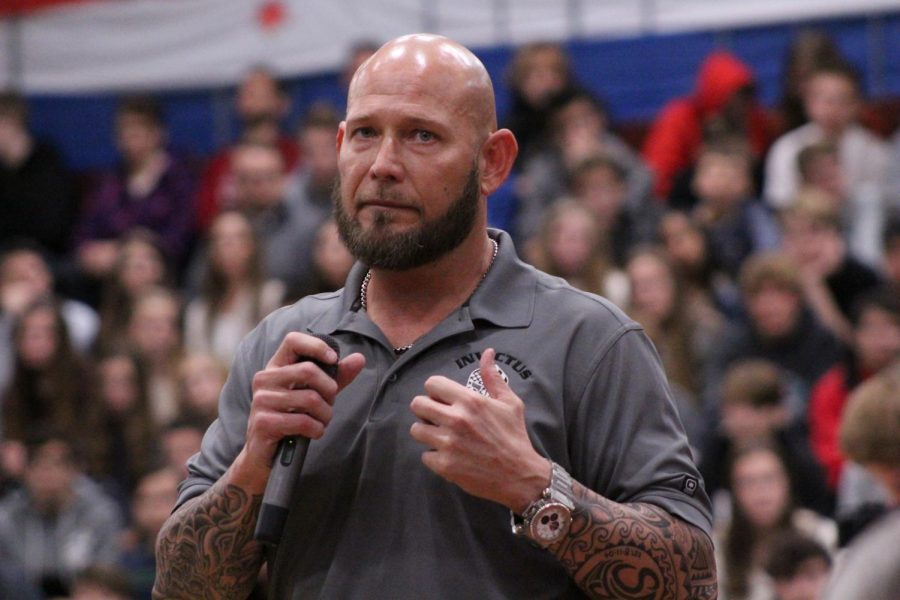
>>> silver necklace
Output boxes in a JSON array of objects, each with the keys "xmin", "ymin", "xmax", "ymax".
[{"xmin": 360, "ymin": 237, "xmax": 499, "ymax": 354}]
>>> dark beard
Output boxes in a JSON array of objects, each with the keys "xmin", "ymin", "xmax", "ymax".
[{"xmin": 333, "ymin": 167, "xmax": 480, "ymax": 270}]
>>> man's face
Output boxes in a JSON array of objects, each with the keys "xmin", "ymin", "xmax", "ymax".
[
  {"xmin": 232, "ymin": 146, "xmax": 285, "ymax": 210},
  {"xmin": 747, "ymin": 283, "xmax": 801, "ymax": 340},
  {"xmin": 128, "ymin": 295, "xmax": 180, "ymax": 360},
  {"xmin": 1, "ymin": 250, "xmax": 52, "ymax": 298},
  {"xmin": 692, "ymin": 152, "xmax": 750, "ymax": 210},
  {"xmin": 236, "ymin": 70, "xmax": 284, "ymax": 122},
  {"xmin": 519, "ymin": 47, "xmax": 567, "ymax": 107},
  {"xmin": 132, "ymin": 470, "xmax": 178, "ymax": 538},
  {"xmin": 116, "ymin": 113, "xmax": 162, "ymax": 165},
  {"xmin": 25, "ymin": 440, "xmax": 77, "ymax": 511},
  {"xmin": 854, "ymin": 307, "xmax": 900, "ymax": 374},
  {"xmin": 805, "ymin": 73, "xmax": 859, "ymax": 134},
  {"xmin": 335, "ymin": 51, "xmax": 485, "ymax": 270},
  {"xmin": 574, "ymin": 166, "xmax": 625, "ymax": 225},
  {"xmin": 803, "ymin": 153, "xmax": 845, "ymax": 199},
  {"xmin": 782, "ymin": 214, "xmax": 843, "ymax": 272}
]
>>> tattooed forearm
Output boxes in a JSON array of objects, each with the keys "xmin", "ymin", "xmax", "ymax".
[
  {"xmin": 552, "ymin": 481, "xmax": 717, "ymax": 600},
  {"xmin": 153, "ymin": 477, "xmax": 265, "ymax": 600}
]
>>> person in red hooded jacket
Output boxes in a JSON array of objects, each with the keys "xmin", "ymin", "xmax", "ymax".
[{"xmin": 643, "ymin": 50, "xmax": 775, "ymax": 200}]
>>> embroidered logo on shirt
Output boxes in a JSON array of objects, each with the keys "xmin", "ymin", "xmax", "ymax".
[
  {"xmin": 466, "ymin": 365, "xmax": 509, "ymax": 396},
  {"xmin": 455, "ymin": 351, "xmax": 532, "ymax": 380}
]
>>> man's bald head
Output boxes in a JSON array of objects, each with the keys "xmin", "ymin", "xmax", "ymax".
[{"xmin": 348, "ymin": 34, "xmax": 497, "ymax": 137}]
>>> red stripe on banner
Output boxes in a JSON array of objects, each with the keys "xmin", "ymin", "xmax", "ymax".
[{"xmin": 0, "ymin": 0, "xmax": 102, "ymax": 18}]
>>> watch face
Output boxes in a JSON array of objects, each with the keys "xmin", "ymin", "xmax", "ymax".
[{"xmin": 530, "ymin": 503, "xmax": 572, "ymax": 545}]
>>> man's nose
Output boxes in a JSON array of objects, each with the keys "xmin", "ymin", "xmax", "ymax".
[{"xmin": 369, "ymin": 137, "xmax": 404, "ymax": 182}]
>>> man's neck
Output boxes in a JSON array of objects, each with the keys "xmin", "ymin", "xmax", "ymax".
[{"xmin": 364, "ymin": 230, "xmax": 496, "ymax": 349}]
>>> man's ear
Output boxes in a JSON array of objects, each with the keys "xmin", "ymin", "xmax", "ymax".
[
  {"xmin": 478, "ymin": 129, "xmax": 518, "ymax": 197},
  {"xmin": 335, "ymin": 122, "xmax": 346, "ymax": 154}
]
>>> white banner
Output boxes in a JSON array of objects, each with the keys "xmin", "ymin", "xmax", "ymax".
[{"xmin": 1, "ymin": 0, "xmax": 897, "ymax": 93}]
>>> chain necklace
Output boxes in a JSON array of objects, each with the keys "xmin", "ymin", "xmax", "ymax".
[{"xmin": 360, "ymin": 237, "xmax": 499, "ymax": 354}]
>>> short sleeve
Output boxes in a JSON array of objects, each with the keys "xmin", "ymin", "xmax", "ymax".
[{"xmin": 568, "ymin": 327, "xmax": 713, "ymax": 535}]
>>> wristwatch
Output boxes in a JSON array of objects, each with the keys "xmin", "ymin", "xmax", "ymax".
[{"xmin": 511, "ymin": 461, "xmax": 575, "ymax": 548}]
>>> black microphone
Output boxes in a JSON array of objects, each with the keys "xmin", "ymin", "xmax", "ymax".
[{"xmin": 255, "ymin": 333, "xmax": 340, "ymax": 546}]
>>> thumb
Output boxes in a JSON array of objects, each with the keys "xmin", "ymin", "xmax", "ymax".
[{"xmin": 480, "ymin": 348, "xmax": 512, "ymax": 402}]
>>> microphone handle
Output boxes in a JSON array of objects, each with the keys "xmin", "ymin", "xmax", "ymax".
[
  {"xmin": 256, "ymin": 435, "xmax": 311, "ymax": 545},
  {"xmin": 254, "ymin": 334, "xmax": 340, "ymax": 546}
]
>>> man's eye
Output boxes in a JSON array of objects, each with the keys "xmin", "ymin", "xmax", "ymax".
[
  {"xmin": 354, "ymin": 127, "xmax": 375, "ymax": 138},
  {"xmin": 413, "ymin": 129, "xmax": 435, "ymax": 142}
]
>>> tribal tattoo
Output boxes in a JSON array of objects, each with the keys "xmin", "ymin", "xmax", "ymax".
[
  {"xmin": 552, "ymin": 481, "xmax": 717, "ymax": 600},
  {"xmin": 153, "ymin": 478, "xmax": 265, "ymax": 600}
]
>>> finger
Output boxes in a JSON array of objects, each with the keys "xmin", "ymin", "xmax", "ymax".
[
  {"xmin": 410, "ymin": 394, "xmax": 454, "ymax": 426},
  {"xmin": 266, "ymin": 332, "xmax": 339, "ymax": 370},
  {"xmin": 256, "ymin": 387, "xmax": 334, "ymax": 426},
  {"xmin": 253, "ymin": 361, "xmax": 339, "ymax": 400},
  {"xmin": 422, "ymin": 375, "xmax": 469, "ymax": 405},
  {"xmin": 253, "ymin": 408, "xmax": 329, "ymax": 441},
  {"xmin": 409, "ymin": 420, "xmax": 446, "ymax": 449},
  {"xmin": 479, "ymin": 348, "xmax": 513, "ymax": 403},
  {"xmin": 336, "ymin": 352, "xmax": 366, "ymax": 391}
]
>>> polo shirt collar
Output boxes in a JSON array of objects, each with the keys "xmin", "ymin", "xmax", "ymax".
[{"xmin": 307, "ymin": 228, "xmax": 536, "ymax": 337}]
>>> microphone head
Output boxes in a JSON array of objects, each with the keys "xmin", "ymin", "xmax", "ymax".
[{"xmin": 310, "ymin": 332, "xmax": 341, "ymax": 358}]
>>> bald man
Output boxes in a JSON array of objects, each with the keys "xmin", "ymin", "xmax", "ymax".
[{"xmin": 154, "ymin": 35, "xmax": 716, "ymax": 599}]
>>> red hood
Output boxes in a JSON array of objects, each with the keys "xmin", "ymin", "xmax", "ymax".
[{"xmin": 693, "ymin": 51, "xmax": 756, "ymax": 116}]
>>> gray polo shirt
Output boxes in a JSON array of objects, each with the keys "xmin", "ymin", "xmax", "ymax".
[{"xmin": 179, "ymin": 229, "xmax": 712, "ymax": 599}]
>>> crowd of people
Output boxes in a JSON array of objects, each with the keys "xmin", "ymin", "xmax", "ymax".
[{"xmin": 0, "ymin": 29, "xmax": 898, "ymax": 599}]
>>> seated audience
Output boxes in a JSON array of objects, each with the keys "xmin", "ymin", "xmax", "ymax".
[
  {"xmin": 502, "ymin": 42, "xmax": 577, "ymax": 168},
  {"xmin": 626, "ymin": 246, "xmax": 723, "ymax": 449},
  {"xmin": 2, "ymin": 300, "xmax": 94, "ymax": 474},
  {"xmin": 210, "ymin": 141, "xmax": 320, "ymax": 294},
  {"xmin": 175, "ymin": 352, "xmax": 228, "ymax": 428},
  {"xmin": 821, "ymin": 363, "xmax": 900, "ymax": 599},
  {"xmin": 86, "ymin": 348, "xmax": 159, "ymax": 505},
  {"xmin": 159, "ymin": 418, "xmax": 204, "ymax": 480},
  {"xmin": 119, "ymin": 468, "xmax": 179, "ymax": 600},
  {"xmin": 781, "ymin": 189, "xmax": 883, "ymax": 342},
  {"xmin": 658, "ymin": 210, "xmax": 741, "ymax": 318},
  {"xmin": 73, "ymin": 96, "xmax": 196, "ymax": 289},
  {"xmin": 763, "ymin": 530, "xmax": 833, "ymax": 600},
  {"xmin": 796, "ymin": 141, "xmax": 886, "ymax": 268},
  {"xmin": 517, "ymin": 89, "xmax": 652, "ymax": 242},
  {"xmin": 125, "ymin": 287, "xmax": 184, "ymax": 426},
  {"xmin": 688, "ymin": 141, "xmax": 780, "ymax": 278},
  {"xmin": 764, "ymin": 62, "xmax": 891, "ymax": 209},
  {"xmin": 883, "ymin": 218, "xmax": 900, "ymax": 285},
  {"xmin": 809, "ymin": 287, "xmax": 900, "ymax": 491},
  {"xmin": 0, "ymin": 432, "xmax": 124, "ymax": 597},
  {"xmin": 0, "ymin": 91, "xmax": 77, "ymax": 260},
  {"xmin": 97, "ymin": 228, "xmax": 172, "ymax": 349},
  {"xmin": 0, "ymin": 242, "xmax": 99, "ymax": 393},
  {"xmin": 714, "ymin": 444, "xmax": 836, "ymax": 600},
  {"xmin": 282, "ymin": 102, "xmax": 341, "ymax": 259},
  {"xmin": 643, "ymin": 50, "xmax": 775, "ymax": 200},
  {"xmin": 184, "ymin": 210, "xmax": 285, "ymax": 365},
  {"xmin": 525, "ymin": 199, "xmax": 628, "ymax": 306},
  {"xmin": 293, "ymin": 217, "xmax": 357, "ymax": 300},
  {"xmin": 569, "ymin": 154, "xmax": 660, "ymax": 267},
  {"xmin": 701, "ymin": 359, "xmax": 832, "ymax": 515},
  {"xmin": 707, "ymin": 252, "xmax": 842, "ymax": 402},
  {"xmin": 70, "ymin": 565, "xmax": 134, "ymax": 600},
  {"xmin": 195, "ymin": 67, "xmax": 300, "ymax": 232},
  {"xmin": 776, "ymin": 30, "xmax": 847, "ymax": 134}
]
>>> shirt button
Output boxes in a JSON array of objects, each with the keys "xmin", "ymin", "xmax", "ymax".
[{"xmin": 387, "ymin": 373, "xmax": 398, "ymax": 383}]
